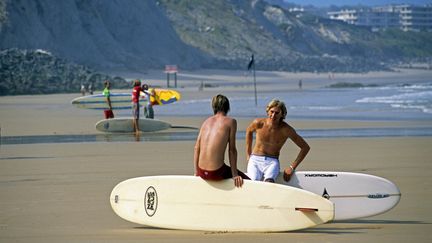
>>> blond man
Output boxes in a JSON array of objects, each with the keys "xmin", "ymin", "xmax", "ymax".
[{"xmin": 246, "ymin": 99, "xmax": 310, "ymax": 182}]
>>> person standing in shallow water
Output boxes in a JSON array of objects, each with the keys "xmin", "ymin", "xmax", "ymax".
[
  {"xmin": 194, "ymin": 94, "xmax": 249, "ymax": 187},
  {"xmin": 103, "ymin": 80, "xmax": 114, "ymax": 119},
  {"xmin": 246, "ymin": 99, "xmax": 310, "ymax": 183},
  {"xmin": 131, "ymin": 79, "xmax": 144, "ymax": 134},
  {"xmin": 141, "ymin": 83, "xmax": 155, "ymax": 119}
]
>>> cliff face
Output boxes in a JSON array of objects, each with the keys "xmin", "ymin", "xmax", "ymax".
[
  {"xmin": 0, "ymin": 0, "xmax": 207, "ymax": 71},
  {"xmin": 0, "ymin": 0, "xmax": 431, "ymax": 73}
]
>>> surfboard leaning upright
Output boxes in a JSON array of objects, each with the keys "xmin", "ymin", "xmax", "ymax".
[{"xmin": 110, "ymin": 175, "xmax": 334, "ymax": 232}]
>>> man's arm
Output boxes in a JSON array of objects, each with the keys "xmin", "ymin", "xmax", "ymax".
[
  {"xmin": 290, "ymin": 132, "xmax": 310, "ymax": 170},
  {"xmin": 228, "ymin": 119, "xmax": 243, "ymax": 187},
  {"xmin": 245, "ymin": 119, "xmax": 258, "ymax": 162},
  {"xmin": 193, "ymin": 130, "xmax": 202, "ymax": 176},
  {"xmin": 283, "ymin": 127, "xmax": 310, "ymax": 181}
]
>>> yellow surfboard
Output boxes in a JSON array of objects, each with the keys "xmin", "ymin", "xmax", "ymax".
[{"xmin": 144, "ymin": 89, "xmax": 181, "ymax": 106}]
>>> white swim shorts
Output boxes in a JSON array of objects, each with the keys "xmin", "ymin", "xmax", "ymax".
[{"xmin": 247, "ymin": 154, "xmax": 280, "ymax": 181}]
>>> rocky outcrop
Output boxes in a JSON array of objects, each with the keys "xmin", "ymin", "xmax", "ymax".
[{"xmin": 0, "ymin": 48, "xmax": 128, "ymax": 95}]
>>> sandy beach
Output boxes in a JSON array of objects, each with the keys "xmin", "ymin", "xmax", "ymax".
[{"xmin": 1, "ymin": 69, "xmax": 432, "ymax": 242}]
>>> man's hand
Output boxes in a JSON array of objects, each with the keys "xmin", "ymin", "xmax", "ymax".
[
  {"xmin": 283, "ymin": 167, "xmax": 294, "ymax": 182},
  {"xmin": 233, "ymin": 175, "xmax": 244, "ymax": 187}
]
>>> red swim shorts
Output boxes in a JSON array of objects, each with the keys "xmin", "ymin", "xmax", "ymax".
[{"xmin": 197, "ymin": 163, "xmax": 249, "ymax": 180}]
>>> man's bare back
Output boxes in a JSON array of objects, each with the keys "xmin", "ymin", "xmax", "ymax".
[
  {"xmin": 193, "ymin": 94, "xmax": 247, "ymax": 187},
  {"xmin": 195, "ymin": 114, "xmax": 235, "ymax": 171}
]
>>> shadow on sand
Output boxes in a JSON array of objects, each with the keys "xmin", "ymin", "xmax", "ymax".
[{"xmin": 129, "ymin": 219, "xmax": 430, "ymax": 235}]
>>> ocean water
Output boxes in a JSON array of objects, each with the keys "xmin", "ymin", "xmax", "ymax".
[
  {"xmin": 2, "ymin": 126, "xmax": 432, "ymax": 145},
  {"xmin": 3, "ymin": 82, "xmax": 431, "ymax": 145},
  {"xmin": 155, "ymin": 82, "xmax": 432, "ymax": 121}
]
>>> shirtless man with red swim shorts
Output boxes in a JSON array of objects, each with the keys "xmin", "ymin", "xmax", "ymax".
[{"xmin": 194, "ymin": 94, "xmax": 249, "ymax": 187}]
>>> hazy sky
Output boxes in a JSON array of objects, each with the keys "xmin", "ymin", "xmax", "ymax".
[{"xmin": 285, "ymin": 0, "xmax": 431, "ymax": 7}]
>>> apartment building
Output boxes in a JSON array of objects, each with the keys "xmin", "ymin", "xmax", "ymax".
[{"xmin": 327, "ymin": 4, "xmax": 432, "ymax": 32}]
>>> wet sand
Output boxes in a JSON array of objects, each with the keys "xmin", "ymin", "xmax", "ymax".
[{"xmin": 1, "ymin": 69, "xmax": 432, "ymax": 242}]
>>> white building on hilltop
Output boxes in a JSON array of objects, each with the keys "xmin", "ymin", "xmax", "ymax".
[{"xmin": 328, "ymin": 4, "xmax": 432, "ymax": 32}]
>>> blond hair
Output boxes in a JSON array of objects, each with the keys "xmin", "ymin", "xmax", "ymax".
[
  {"xmin": 212, "ymin": 94, "xmax": 230, "ymax": 114},
  {"xmin": 266, "ymin": 99, "xmax": 287, "ymax": 120}
]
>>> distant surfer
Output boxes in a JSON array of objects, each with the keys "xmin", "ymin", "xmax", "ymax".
[
  {"xmin": 103, "ymin": 80, "xmax": 114, "ymax": 119},
  {"xmin": 131, "ymin": 79, "xmax": 144, "ymax": 134},
  {"xmin": 246, "ymin": 99, "xmax": 310, "ymax": 182},
  {"xmin": 194, "ymin": 94, "xmax": 249, "ymax": 187}
]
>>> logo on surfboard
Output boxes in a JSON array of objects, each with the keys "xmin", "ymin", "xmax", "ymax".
[
  {"xmin": 144, "ymin": 186, "xmax": 158, "ymax": 217},
  {"xmin": 305, "ymin": 173, "xmax": 338, "ymax": 177},
  {"xmin": 368, "ymin": 193, "xmax": 390, "ymax": 199},
  {"xmin": 322, "ymin": 188, "xmax": 331, "ymax": 199}
]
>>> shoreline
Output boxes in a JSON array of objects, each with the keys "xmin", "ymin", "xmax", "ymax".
[{"xmin": 3, "ymin": 68, "xmax": 430, "ymax": 137}]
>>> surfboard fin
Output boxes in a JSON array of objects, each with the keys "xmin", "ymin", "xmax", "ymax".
[{"xmin": 295, "ymin": 207, "xmax": 318, "ymax": 212}]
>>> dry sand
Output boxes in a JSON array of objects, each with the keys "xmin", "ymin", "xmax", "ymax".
[{"xmin": 1, "ymin": 69, "xmax": 432, "ymax": 242}]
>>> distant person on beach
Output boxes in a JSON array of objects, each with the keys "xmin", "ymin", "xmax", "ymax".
[
  {"xmin": 141, "ymin": 83, "xmax": 155, "ymax": 119},
  {"xmin": 131, "ymin": 79, "xmax": 144, "ymax": 134},
  {"xmin": 103, "ymin": 80, "xmax": 114, "ymax": 119},
  {"xmin": 80, "ymin": 84, "xmax": 86, "ymax": 96},
  {"xmin": 298, "ymin": 79, "xmax": 302, "ymax": 89},
  {"xmin": 246, "ymin": 99, "xmax": 310, "ymax": 182},
  {"xmin": 88, "ymin": 83, "xmax": 94, "ymax": 95},
  {"xmin": 194, "ymin": 94, "xmax": 249, "ymax": 187}
]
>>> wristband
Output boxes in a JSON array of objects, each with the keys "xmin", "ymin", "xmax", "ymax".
[{"xmin": 289, "ymin": 165, "xmax": 295, "ymax": 171}]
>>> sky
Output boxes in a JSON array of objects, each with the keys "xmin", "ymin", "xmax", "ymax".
[{"xmin": 284, "ymin": 0, "xmax": 431, "ymax": 7}]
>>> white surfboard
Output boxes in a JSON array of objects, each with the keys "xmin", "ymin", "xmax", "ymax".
[
  {"xmin": 276, "ymin": 171, "xmax": 401, "ymax": 220},
  {"xmin": 95, "ymin": 118, "xmax": 171, "ymax": 133},
  {"xmin": 71, "ymin": 93, "xmax": 147, "ymax": 110},
  {"xmin": 110, "ymin": 175, "xmax": 334, "ymax": 232}
]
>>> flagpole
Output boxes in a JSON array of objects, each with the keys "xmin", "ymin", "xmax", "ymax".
[
  {"xmin": 248, "ymin": 54, "xmax": 257, "ymax": 107},
  {"xmin": 253, "ymin": 60, "xmax": 257, "ymax": 106}
]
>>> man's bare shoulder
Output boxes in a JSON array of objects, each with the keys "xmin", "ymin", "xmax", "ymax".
[
  {"xmin": 281, "ymin": 121, "xmax": 298, "ymax": 135},
  {"xmin": 208, "ymin": 114, "xmax": 236, "ymax": 127},
  {"xmin": 247, "ymin": 118, "xmax": 265, "ymax": 130},
  {"xmin": 201, "ymin": 116, "xmax": 214, "ymax": 125},
  {"xmin": 253, "ymin": 118, "xmax": 266, "ymax": 126},
  {"xmin": 223, "ymin": 116, "xmax": 237, "ymax": 126}
]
